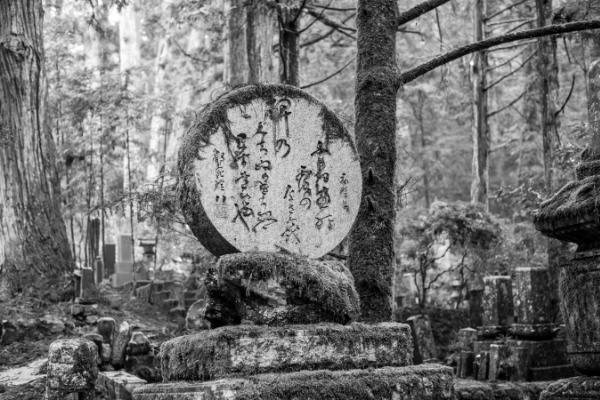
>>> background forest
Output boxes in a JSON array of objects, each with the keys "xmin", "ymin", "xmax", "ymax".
[{"xmin": 40, "ymin": 0, "xmax": 595, "ymax": 307}]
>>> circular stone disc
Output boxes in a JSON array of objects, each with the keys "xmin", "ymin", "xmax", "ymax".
[{"xmin": 178, "ymin": 85, "xmax": 362, "ymax": 258}]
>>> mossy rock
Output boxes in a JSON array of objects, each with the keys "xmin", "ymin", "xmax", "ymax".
[
  {"xmin": 134, "ymin": 364, "xmax": 454, "ymax": 400},
  {"xmin": 204, "ymin": 252, "xmax": 360, "ymax": 327},
  {"xmin": 159, "ymin": 322, "xmax": 412, "ymax": 382}
]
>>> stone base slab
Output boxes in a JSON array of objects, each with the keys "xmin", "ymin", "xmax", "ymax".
[
  {"xmin": 509, "ymin": 323, "xmax": 557, "ymax": 340},
  {"xmin": 159, "ymin": 322, "xmax": 412, "ymax": 381},
  {"xmin": 97, "ymin": 371, "xmax": 147, "ymax": 400},
  {"xmin": 456, "ymin": 379, "xmax": 551, "ymax": 400},
  {"xmin": 133, "ymin": 365, "xmax": 454, "ymax": 400},
  {"xmin": 529, "ymin": 365, "xmax": 576, "ymax": 381},
  {"xmin": 540, "ymin": 376, "xmax": 600, "ymax": 399}
]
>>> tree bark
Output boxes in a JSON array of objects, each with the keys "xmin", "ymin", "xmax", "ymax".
[
  {"xmin": 471, "ymin": 0, "xmax": 489, "ymax": 209},
  {"xmin": 348, "ymin": 0, "xmax": 399, "ymax": 322},
  {"xmin": 278, "ymin": 1, "xmax": 301, "ymax": 86},
  {"xmin": 0, "ymin": 0, "xmax": 73, "ymax": 298},
  {"xmin": 247, "ymin": 0, "xmax": 276, "ymax": 84},
  {"xmin": 224, "ymin": 0, "xmax": 247, "ymax": 86}
]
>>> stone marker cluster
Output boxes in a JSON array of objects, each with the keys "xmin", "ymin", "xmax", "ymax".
[{"xmin": 456, "ymin": 272, "xmax": 574, "ymax": 383}]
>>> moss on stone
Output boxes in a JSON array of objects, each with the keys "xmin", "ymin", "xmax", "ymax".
[
  {"xmin": 133, "ymin": 365, "xmax": 453, "ymax": 400},
  {"xmin": 159, "ymin": 322, "xmax": 412, "ymax": 382},
  {"xmin": 210, "ymin": 252, "xmax": 360, "ymax": 325}
]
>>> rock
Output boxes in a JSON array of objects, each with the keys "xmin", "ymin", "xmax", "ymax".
[
  {"xmin": 97, "ymin": 370, "xmax": 147, "ymax": 400},
  {"xmin": 46, "ymin": 338, "xmax": 98, "ymax": 398},
  {"xmin": 540, "ymin": 376, "xmax": 600, "ymax": 399},
  {"xmin": 134, "ymin": 365, "xmax": 453, "ymax": 400},
  {"xmin": 97, "ymin": 317, "xmax": 116, "ymax": 343},
  {"xmin": 159, "ymin": 322, "xmax": 412, "ymax": 382},
  {"xmin": 83, "ymin": 333, "xmax": 103, "ymax": 364},
  {"xmin": 0, "ymin": 358, "xmax": 47, "ymax": 388},
  {"xmin": 127, "ymin": 331, "xmax": 151, "ymax": 356},
  {"xmin": 185, "ymin": 299, "xmax": 211, "ymax": 331},
  {"xmin": 177, "ymin": 84, "xmax": 362, "ymax": 259},
  {"xmin": 111, "ymin": 321, "xmax": 132, "ymax": 368},
  {"xmin": 455, "ymin": 379, "xmax": 551, "ymax": 400},
  {"xmin": 406, "ymin": 314, "xmax": 438, "ymax": 363},
  {"xmin": 205, "ymin": 252, "xmax": 360, "ymax": 327},
  {"xmin": 85, "ymin": 315, "xmax": 99, "ymax": 325}
]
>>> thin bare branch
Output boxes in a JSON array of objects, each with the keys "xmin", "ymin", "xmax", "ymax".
[
  {"xmin": 301, "ymin": 56, "xmax": 355, "ymax": 89},
  {"xmin": 485, "ymin": 50, "xmax": 536, "ymax": 90},
  {"xmin": 397, "ymin": 20, "xmax": 600, "ymax": 86},
  {"xmin": 397, "ymin": 0, "xmax": 452, "ymax": 28},
  {"xmin": 488, "ymin": 90, "xmax": 527, "ymax": 118}
]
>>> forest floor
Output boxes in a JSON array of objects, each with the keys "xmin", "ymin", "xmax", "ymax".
[{"xmin": 0, "ymin": 285, "xmax": 183, "ymax": 399}]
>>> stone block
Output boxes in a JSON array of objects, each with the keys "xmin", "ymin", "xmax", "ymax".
[
  {"xmin": 455, "ymin": 379, "xmax": 551, "ymax": 400},
  {"xmin": 97, "ymin": 370, "xmax": 147, "ymax": 400},
  {"xmin": 506, "ymin": 346, "xmax": 530, "ymax": 382},
  {"xmin": 489, "ymin": 344, "xmax": 511, "ymax": 381},
  {"xmin": 126, "ymin": 354, "xmax": 160, "ymax": 383},
  {"xmin": 481, "ymin": 275, "xmax": 514, "ymax": 331},
  {"xmin": 133, "ymin": 365, "xmax": 454, "ymax": 400},
  {"xmin": 113, "ymin": 268, "xmax": 133, "ymax": 287},
  {"xmin": 511, "ymin": 267, "xmax": 556, "ymax": 339},
  {"xmin": 458, "ymin": 351, "xmax": 474, "ymax": 379},
  {"xmin": 407, "ymin": 314, "xmax": 438, "ymax": 363},
  {"xmin": 159, "ymin": 323, "xmax": 413, "ymax": 382},
  {"xmin": 111, "ymin": 321, "xmax": 132, "ymax": 368},
  {"xmin": 474, "ymin": 351, "xmax": 489, "ymax": 381},
  {"xmin": 204, "ymin": 252, "xmax": 360, "ymax": 327},
  {"xmin": 540, "ymin": 376, "xmax": 600, "ymax": 399},
  {"xmin": 103, "ymin": 244, "xmax": 116, "ymax": 277},
  {"xmin": 127, "ymin": 331, "xmax": 151, "ymax": 356},
  {"xmin": 506, "ymin": 339, "xmax": 568, "ymax": 368},
  {"xmin": 118, "ymin": 235, "xmax": 133, "ymax": 263},
  {"xmin": 46, "ymin": 338, "xmax": 98, "ymax": 398},
  {"xmin": 97, "ymin": 317, "xmax": 116, "ymax": 343},
  {"xmin": 457, "ymin": 328, "xmax": 478, "ymax": 352}
]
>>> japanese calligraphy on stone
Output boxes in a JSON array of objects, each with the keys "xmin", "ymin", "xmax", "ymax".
[{"xmin": 192, "ymin": 93, "xmax": 361, "ymax": 258}]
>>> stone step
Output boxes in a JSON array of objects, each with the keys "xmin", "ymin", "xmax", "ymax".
[
  {"xmin": 97, "ymin": 371, "xmax": 147, "ymax": 400},
  {"xmin": 159, "ymin": 322, "xmax": 412, "ymax": 382},
  {"xmin": 529, "ymin": 364, "xmax": 577, "ymax": 381},
  {"xmin": 133, "ymin": 364, "xmax": 453, "ymax": 400}
]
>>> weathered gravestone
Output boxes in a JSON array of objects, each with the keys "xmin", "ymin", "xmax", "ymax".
[
  {"xmin": 178, "ymin": 85, "xmax": 362, "ymax": 258},
  {"xmin": 130, "ymin": 84, "xmax": 454, "ymax": 400}
]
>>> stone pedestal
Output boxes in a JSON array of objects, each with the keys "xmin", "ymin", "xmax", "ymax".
[{"xmin": 133, "ymin": 365, "xmax": 454, "ymax": 400}]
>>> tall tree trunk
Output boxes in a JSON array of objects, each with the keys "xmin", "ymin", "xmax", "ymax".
[
  {"xmin": 348, "ymin": 0, "xmax": 399, "ymax": 322},
  {"xmin": 147, "ymin": 36, "xmax": 171, "ymax": 182},
  {"xmin": 247, "ymin": 0, "xmax": 276, "ymax": 84},
  {"xmin": 536, "ymin": 0, "xmax": 558, "ymax": 193},
  {"xmin": 471, "ymin": 0, "xmax": 489, "ymax": 209},
  {"xmin": 278, "ymin": 2, "xmax": 300, "ymax": 86},
  {"xmin": 0, "ymin": 0, "xmax": 73, "ymax": 299},
  {"xmin": 224, "ymin": 0, "xmax": 247, "ymax": 86},
  {"xmin": 224, "ymin": 0, "xmax": 277, "ymax": 86}
]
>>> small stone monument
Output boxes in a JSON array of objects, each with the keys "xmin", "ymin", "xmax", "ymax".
[
  {"xmin": 178, "ymin": 85, "xmax": 362, "ymax": 258},
  {"xmin": 113, "ymin": 234, "xmax": 134, "ymax": 286},
  {"xmin": 131, "ymin": 85, "xmax": 454, "ymax": 399}
]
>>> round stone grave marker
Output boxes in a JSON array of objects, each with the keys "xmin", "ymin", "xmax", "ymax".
[{"xmin": 178, "ymin": 85, "xmax": 362, "ymax": 258}]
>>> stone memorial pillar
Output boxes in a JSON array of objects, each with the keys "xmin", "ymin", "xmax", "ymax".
[
  {"xmin": 113, "ymin": 234, "xmax": 134, "ymax": 287},
  {"xmin": 128, "ymin": 85, "xmax": 455, "ymax": 399},
  {"xmin": 103, "ymin": 243, "xmax": 116, "ymax": 277},
  {"xmin": 536, "ymin": 60, "xmax": 600, "ymax": 398},
  {"xmin": 479, "ymin": 275, "xmax": 514, "ymax": 337}
]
